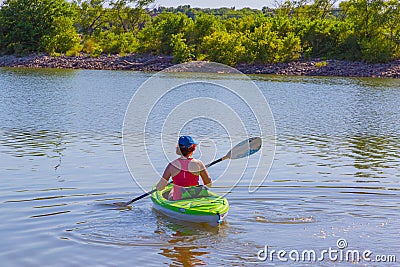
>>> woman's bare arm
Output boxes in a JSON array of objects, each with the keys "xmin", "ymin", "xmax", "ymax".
[
  {"xmin": 199, "ymin": 161, "xmax": 212, "ymax": 187},
  {"xmin": 156, "ymin": 163, "xmax": 172, "ymax": 191}
]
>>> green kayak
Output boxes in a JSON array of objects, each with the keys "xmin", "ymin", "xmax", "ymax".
[{"xmin": 151, "ymin": 184, "xmax": 229, "ymax": 226}]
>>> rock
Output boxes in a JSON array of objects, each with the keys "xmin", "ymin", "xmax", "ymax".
[{"xmin": 1, "ymin": 54, "xmax": 400, "ymax": 78}]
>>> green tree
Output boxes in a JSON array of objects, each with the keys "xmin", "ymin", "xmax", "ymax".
[
  {"xmin": 138, "ymin": 12, "xmax": 193, "ymax": 55},
  {"xmin": 245, "ymin": 22, "xmax": 301, "ymax": 63},
  {"xmin": 0, "ymin": 0, "xmax": 75, "ymax": 54},
  {"xmin": 72, "ymin": 0, "xmax": 107, "ymax": 36},
  {"xmin": 381, "ymin": 0, "xmax": 400, "ymax": 59},
  {"xmin": 170, "ymin": 33, "xmax": 194, "ymax": 63},
  {"xmin": 136, "ymin": 24, "xmax": 161, "ymax": 54},
  {"xmin": 300, "ymin": 18, "xmax": 353, "ymax": 59},
  {"xmin": 292, "ymin": 0, "xmax": 338, "ymax": 20},
  {"xmin": 72, "ymin": 0, "xmax": 152, "ymax": 56},
  {"xmin": 40, "ymin": 16, "xmax": 81, "ymax": 55},
  {"xmin": 340, "ymin": 0, "xmax": 396, "ymax": 62},
  {"xmin": 186, "ymin": 13, "xmax": 223, "ymax": 44},
  {"xmin": 340, "ymin": 0, "xmax": 385, "ymax": 41},
  {"xmin": 108, "ymin": 0, "xmax": 151, "ymax": 33},
  {"xmin": 95, "ymin": 31, "xmax": 139, "ymax": 54},
  {"xmin": 279, "ymin": 32, "xmax": 302, "ymax": 61},
  {"xmin": 72, "ymin": 0, "xmax": 152, "ymax": 35},
  {"xmin": 200, "ymin": 31, "xmax": 246, "ymax": 65},
  {"xmin": 224, "ymin": 14, "xmax": 267, "ymax": 33},
  {"xmin": 309, "ymin": 0, "xmax": 338, "ymax": 19}
]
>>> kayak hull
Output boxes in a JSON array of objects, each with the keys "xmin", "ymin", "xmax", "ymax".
[
  {"xmin": 152, "ymin": 202, "xmax": 228, "ymax": 226},
  {"xmin": 151, "ymin": 184, "xmax": 229, "ymax": 226}
]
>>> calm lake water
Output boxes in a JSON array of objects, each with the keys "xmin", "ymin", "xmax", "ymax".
[{"xmin": 1, "ymin": 67, "xmax": 399, "ymax": 266}]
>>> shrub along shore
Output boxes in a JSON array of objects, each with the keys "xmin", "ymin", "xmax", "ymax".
[
  {"xmin": 1, "ymin": 54, "xmax": 400, "ymax": 78},
  {"xmin": 1, "ymin": 1, "xmax": 400, "ymax": 76}
]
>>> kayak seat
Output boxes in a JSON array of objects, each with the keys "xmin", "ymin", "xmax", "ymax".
[
  {"xmin": 162, "ymin": 185, "xmax": 210, "ymax": 200},
  {"xmin": 181, "ymin": 185, "xmax": 210, "ymax": 200}
]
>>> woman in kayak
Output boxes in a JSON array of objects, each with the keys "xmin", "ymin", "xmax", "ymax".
[{"xmin": 156, "ymin": 136, "xmax": 212, "ymax": 200}]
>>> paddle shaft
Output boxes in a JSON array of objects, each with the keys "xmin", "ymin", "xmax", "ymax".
[
  {"xmin": 205, "ymin": 155, "xmax": 229, "ymax": 168},
  {"xmin": 123, "ymin": 188, "xmax": 159, "ymax": 206}
]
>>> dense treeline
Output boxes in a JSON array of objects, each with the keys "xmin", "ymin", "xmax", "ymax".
[{"xmin": 0, "ymin": 0, "xmax": 399, "ymax": 64}]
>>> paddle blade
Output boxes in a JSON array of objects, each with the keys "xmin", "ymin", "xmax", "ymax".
[
  {"xmin": 114, "ymin": 201, "xmax": 129, "ymax": 207},
  {"xmin": 228, "ymin": 137, "xmax": 262, "ymax": 159}
]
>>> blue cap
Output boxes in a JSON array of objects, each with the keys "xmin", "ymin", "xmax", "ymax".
[{"xmin": 178, "ymin": 136, "xmax": 198, "ymax": 147}]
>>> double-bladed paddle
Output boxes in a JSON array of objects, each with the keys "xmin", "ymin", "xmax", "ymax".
[{"xmin": 114, "ymin": 137, "xmax": 262, "ymax": 207}]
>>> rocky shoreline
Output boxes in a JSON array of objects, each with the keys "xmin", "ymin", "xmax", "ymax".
[{"xmin": 1, "ymin": 53, "xmax": 400, "ymax": 78}]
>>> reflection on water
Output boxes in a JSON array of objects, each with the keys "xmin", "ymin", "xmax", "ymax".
[
  {"xmin": 157, "ymin": 218, "xmax": 216, "ymax": 267},
  {"xmin": 276, "ymin": 133, "xmax": 400, "ymax": 181},
  {"xmin": 349, "ymin": 135, "xmax": 399, "ymax": 178},
  {"xmin": 0, "ymin": 69, "xmax": 399, "ymax": 266},
  {"xmin": 1, "ymin": 128, "xmax": 67, "ymax": 172},
  {"xmin": 160, "ymin": 245, "xmax": 208, "ymax": 267}
]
